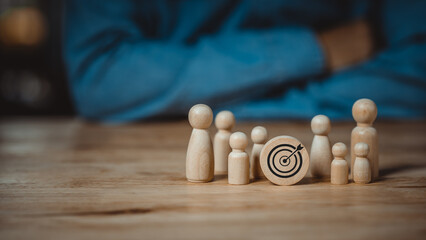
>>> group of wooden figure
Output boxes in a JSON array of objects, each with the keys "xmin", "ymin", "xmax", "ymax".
[{"xmin": 186, "ymin": 98, "xmax": 378, "ymax": 186}]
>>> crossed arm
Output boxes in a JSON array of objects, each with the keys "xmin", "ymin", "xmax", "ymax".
[{"xmin": 63, "ymin": 1, "xmax": 425, "ymax": 122}]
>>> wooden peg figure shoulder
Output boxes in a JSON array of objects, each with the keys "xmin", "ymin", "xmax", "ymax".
[
  {"xmin": 186, "ymin": 104, "xmax": 214, "ymax": 183},
  {"xmin": 331, "ymin": 142, "xmax": 349, "ymax": 185},
  {"xmin": 214, "ymin": 111, "xmax": 235, "ymax": 174},
  {"xmin": 353, "ymin": 142, "xmax": 371, "ymax": 184},
  {"xmin": 250, "ymin": 126, "xmax": 268, "ymax": 180},
  {"xmin": 228, "ymin": 132, "xmax": 250, "ymax": 185},
  {"xmin": 310, "ymin": 115, "xmax": 333, "ymax": 178},
  {"xmin": 351, "ymin": 99, "xmax": 378, "ymax": 181}
]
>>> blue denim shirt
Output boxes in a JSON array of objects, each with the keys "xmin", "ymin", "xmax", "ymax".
[{"xmin": 63, "ymin": 0, "xmax": 426, "ymax": 122}]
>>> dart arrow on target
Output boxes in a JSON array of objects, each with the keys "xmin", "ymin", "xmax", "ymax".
[{"xmin": 282, "ymin": 144, "xmax": 304, "ymax": 162}]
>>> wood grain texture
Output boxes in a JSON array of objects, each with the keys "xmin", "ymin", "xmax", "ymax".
[{"xmin": 0, "ymin": 118, "xmax": 425, "ymax": 240}]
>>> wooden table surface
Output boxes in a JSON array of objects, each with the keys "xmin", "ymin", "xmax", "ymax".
[{"xmin": 0, "ymin": 118, "xmax": 425, "ymax": 240}]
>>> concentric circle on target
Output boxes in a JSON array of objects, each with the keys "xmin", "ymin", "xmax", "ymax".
[{"xmin": 260, "ymin": 136, "xmax": 310, "ymax": 185}]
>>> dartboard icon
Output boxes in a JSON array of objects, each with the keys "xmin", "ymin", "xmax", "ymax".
[{"xmin": 260, "ymin": 136, "xmax": 310, "ymax": 185}]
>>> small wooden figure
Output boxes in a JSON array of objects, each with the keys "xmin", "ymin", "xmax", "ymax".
[
  {"xmin": 260, "ymin": 136, "xmax": 310, "ymax": 186},
  {"xmin": 310, "ymin": 115, "xmax": 332, "ymax": 178},
  {"xmin": 331, "ymin": 142, "xmax": 349, "ymax": 185},
  {"xmin": 353, "ymin": 142, "xmax": 371, "ymax": 184},
  {"xmin": 250, "ymin": 126, "xmax": 268, "ymax": 180},
  {"xmin": 228, "ymin": 132, "xmax": 250, "ymax": 185},
  {"xmin": 186, "ymin": 104, "xmax": 214, "ymax": 183},
  {"xmin": 214, "ymin": 110, "xmax": 235, "ymax": 174},
  {"xmin": 351, "ymin": 98, "xmax": 378, "ymax": 180}
]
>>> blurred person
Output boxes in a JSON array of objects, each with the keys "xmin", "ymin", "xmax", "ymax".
[{"xmin": 63, "ymin": 0, "xmax": 426, "ymax": 122}]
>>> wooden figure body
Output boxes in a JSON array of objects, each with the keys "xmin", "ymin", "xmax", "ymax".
[
  {"xmin": 351, "ymin": 98, "xmax": 378, "ymax": 180},
  {"xmin": 213, "ymin": 111, "xmax": 235, "ymax": 174},
  {"xmin": 228, "ymin": 132, "xmax": 250, "ymax": 185},
  {"xmin": 186, "ymin": 104, "xmax": 214, "ymax": 183},
  {"xmin": 250, "ymin": 126, "xmax": 268, "ymax": 180},
  {"xmin": 331, "ymin": 142, "xmax": 348, "ymax": 185},
  {"xmin": 353, "ymin": 142, "xmax": 371, "ymax": 184},
  {"xmin": 310, "ymin": 115, "xmax": 332, "ymax": 178}
]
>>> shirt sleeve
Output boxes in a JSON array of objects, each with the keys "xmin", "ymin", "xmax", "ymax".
[
  {"xmin": 226, "ymin": 39, "xmax": 426, "ymax": 120},
  {"xmin": 216, "ymin": 0, "xmax": 426, "ymax": 120},
  {"xmin": 63, "ymin": 0, "xmax": 326, "ymax": 122}
]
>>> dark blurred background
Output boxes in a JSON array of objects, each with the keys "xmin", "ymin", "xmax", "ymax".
[
  {"xmin": 1, "ymin": 0, "xmax": 425, "ymax": 121},
  {"xmin": 0, "ymin": 0, "xmax": 74, "ymax": 117}
]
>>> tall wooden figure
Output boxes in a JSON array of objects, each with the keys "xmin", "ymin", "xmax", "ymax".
[
  {"xmin": 214, "ymin": 111, "xmax": 235, "ymax": 174},
  {"xmin": 310, "ymin": 115, "xmax": 333, "ymax": 178},
  {"xmin": 351, "ymin": 98, "xmax": 378, "ymax": 181},
  {"xmin": 250, "ymin": 126, "xmax": 268, "ymax": 180},
  {"xmin": 228, "ymin": 132, "xmax": 250, "ymax": 185},
  {"xmin": 186, "ymin": 104, "xmax": 214, "ymax": 183}
]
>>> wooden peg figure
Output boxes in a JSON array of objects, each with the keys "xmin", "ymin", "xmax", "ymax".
[
  {"xmin": 351, "ymin": 98, "xmax": 378, "ymax": 181},
  {"xmin": 214, "ymin": 110, "xmax": 235, "ymax": 174},
  {"xmin": 310, "ymin": 115, "xmax": 333, "ymax": 178},
  {"xmin": 250, "ymin": 126, "xmax": 268, "ymax": 180},
  {"xmin": 353, "ymin": 142, "xmax": 371, "ymax": 184},
  {"xmin": 186, "ymin": 104, "xmax": 214, "ymax": 183},
  {"xmin": 228, "ymin": 132, "xmax": 250, "ymax": 185},
  {"xmin": 331, "ymin": 142, "xmax": 349, "ymax": 185}
]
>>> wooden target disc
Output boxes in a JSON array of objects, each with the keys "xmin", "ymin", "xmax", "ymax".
[{"xmin": 260, "ymin": 136, "xmax": 310, "ymax": 185}]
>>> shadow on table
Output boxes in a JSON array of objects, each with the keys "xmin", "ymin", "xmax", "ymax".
[{"xmin": 376, "ymin": 164, "xmax": 426, "ymax": 181}]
